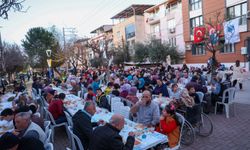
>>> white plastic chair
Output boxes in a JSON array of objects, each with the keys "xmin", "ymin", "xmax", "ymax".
[
  {"xmin": 111, "ymin": 97, "xmax": 121, "ymax": 112},
  {"xmin": 45, "ymin": 129, "xmax": 52, "ymax": 143},
  {"xmin": 196, "ymin": 92, "xmax": 204, "ymax": 103},
  {"xmin": 112, "ymin": 101, "xmax": 124, "ymax": 113},
  {"xmin": 44, "ymin": 107, "xmax": 69, "ymax": 142},
  {"xmin": 215, "ymin": 87, "xmax": 236, "ymax": 118},
  {"xmin": 44, "ymin": 121, "xmax": 51, "ymax": 135},
  {"xmin": 67, "ymin": 126, "xmax": 84, "ymax": 150},
  {"xmin": 77, "ymin": 91, "xmax": 81, "ymax": 98},
  {"xmin": 44, "ymin": 142, "xmax": 54, "ymax": 150},
  {"xmin": 64, "ymin": 111, "xmax": 73, "ymax": 127},
  {"xmin": 106, "ymin": 95, "xmax": 111, "ymax": 105}
]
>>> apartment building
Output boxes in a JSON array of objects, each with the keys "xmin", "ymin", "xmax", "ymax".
[
  {"xmin": 182, "ymin": 0, "xmax": 250, "ymax": 69},
  {"xmin": 144, "ymin": 0, "xmax": 185, "ymax": 55},
  {"xmin": 111, "ymin": 4, "xmax": 153, "ymax": 55},
  {"xmin": 88, "ymin": 25, "xmax": 113, "ymax": 62}
]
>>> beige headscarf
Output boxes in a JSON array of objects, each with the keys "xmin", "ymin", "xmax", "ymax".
[{"xmin": 180, "ymin": 88, "xmax": 195, "ymax": 108}]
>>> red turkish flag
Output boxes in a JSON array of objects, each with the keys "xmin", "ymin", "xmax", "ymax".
[{"xmin": 194, "ymin": 27, "xmax": 206, "ymax": 43}]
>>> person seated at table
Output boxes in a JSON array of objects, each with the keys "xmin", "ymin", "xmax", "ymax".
[
  {"xmin": 186, "ymin": 76, "xmax": 207, "ymax": 94},
  {"xmin": 45, "ymin": 89, "xmax": 56, "ymax": 104},
  {"xmin": 14, "ymin": 112, "xmax": 46, "ymax": 143},
  {"xmin": 48, "ymin": 93, "xmax": 67, "ymax": 124},
  {"xmin": 169, "ymin": 84, "xmax": 181, "ymax": 100},
  {"xmin": 0, "ymin": 132, "xmax": 45, "ymax": 150},
  {"xmin": 143, "ymin": 82, "xmax": 153, "ymax": 92},
  {"xmin": 15, "ymin": 105, "xmax": 45, "ymax": 131},
  {"xmin": 89, "ymin": 114, "xmax": 135, "ymax": 150},
  {"xmin": 120, "ymin": 84, "xmax": 130, "ymax": 98},
  {"xmin": 0, "ymin": 108, "xmax": 14, "ymax": 129},
  {"xmin": 32, "ymin": 78, "xmax": 43, "ymax": 94},
  {"xmin": 130, "ymin": 90, "xmax": 160, "ymax": 127},
  {"xmin": 178, "ymin": 70, "xmax": 191, "ymax": 86},
  {"xmin": 96, "ymin": 88, "xmax": 110, "ymax": 111},
  {"xmin": 111, "ymin": 83, "xmax": 120, "ymax": 97},
  {"xmin": 73, "ymin": 101, "xmax": 103, "ymax": 150},
  {"xmin": 91, "ymin": 75, "xmax": 100, "ymax": 94},
  {"xmin": 104, "ymin": 82, "xmax": 113, "ymax": 95},
  {"xmin": 156, "ymin": 104, "xmax": 180, "ymax": 148},
  {"xmin": 53, "ymin": 78, "xmax": 62, "ymax": 87},
  {"xmin": 153, "ymin": 79, "xmax": 169, "ymax": 97},
  {"xmin": 126, "ymin": 86, "xmax": 139, "ymax": 105},
  {"xmin": 211, "ymin": 75, "xmax": 223, "ymax": 112},
  {"xmin": 29, "ymin": 104, "xmax": 44, "ymax": 130},
  {"xmin": 12, "ymin": 93, "xmax": 32, "ymax": 109},
  {"xmin": 69, "ymin": 80, "xmax": 80, "ymax": 96},
  {"xmin": 180, "ymin": 85, "xmax": 201, "ymax": 125},
  {"xmin": 84, "ymin": 87, "xmax": 95, "ymax": 100}
]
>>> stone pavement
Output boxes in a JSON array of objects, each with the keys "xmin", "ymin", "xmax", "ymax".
[{"xmin": 50, "ymin": 74, "xmax": 250, "ymax": 150}]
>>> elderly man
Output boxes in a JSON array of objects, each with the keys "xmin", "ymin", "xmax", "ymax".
[
  {"xmin": 89, "ymin": 114, "xmax": 135, "ymax": 150},
  {"xmin": 14, "ymin": 112, "xmax": 46, "ymax": 143},
  {"xmin": 70, "ymin": 80, "xmax": 80, "ymax": 96},
  {"xmin": 130, "ymin": 90, "xmax": 160, "ymax": 127},
  {"xmin": 72, "ymin": 101, "xmax": 103, "ymax": 150}
]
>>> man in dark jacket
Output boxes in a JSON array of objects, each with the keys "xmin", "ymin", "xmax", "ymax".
[
  {"xmin": 72, "ymin": 101, "xmax": 103, "ymax": 150},
  {"xmin": 153, "ymin": 79, "xmax": 169, "ymax": 97},
  {"xmin": 0, "ymin": 132, "xmax": 45, "ymax": 150},
  {"xmin": 89, "ymin": 114, "xmax": 135, "ymax": 150},
  {"xmin": 96, "ymin": 88, "xmax": 111, "ymax": 111}
]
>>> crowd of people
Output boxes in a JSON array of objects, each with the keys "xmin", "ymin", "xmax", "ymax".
[{"xmin": 0, "ymin": 60, "xmax": 245, "ymax": 150}]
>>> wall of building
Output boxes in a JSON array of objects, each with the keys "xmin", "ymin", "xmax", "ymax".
[
  {"xmin": 112, "ymin": 16, "xmax": 135, "ymax": 47},
  {"xmin": 183, "ymin": 0, "xmax": 249, "ymax": 69},
  {"xmin": 144, "ymin": 1, "xmax": 185, "ymax": 54},
  {"xmin": 134, "ymin": 16, "xmax": 146, "ymax": 43}
]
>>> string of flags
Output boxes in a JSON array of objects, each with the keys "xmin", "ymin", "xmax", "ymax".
[{"xmin": 193, "ymin": 18, "xmax": 240, "ymax": 44}]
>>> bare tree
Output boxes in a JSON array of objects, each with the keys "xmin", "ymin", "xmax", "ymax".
[
  {"xmin": 0, "ymin": 0, "xmax": 28, "ymax": 19},
  {"xmin": 204, "ymin": 12, "xmax": 224, "ymax": 74},
  {"xmin": 3, "ymin": 42, "xmax": 26, "ymax": 81}
]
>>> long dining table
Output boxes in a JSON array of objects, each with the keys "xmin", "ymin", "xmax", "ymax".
[{"xmin": 53, "ymin": 86, "xmax": 168, "ymax": 150}]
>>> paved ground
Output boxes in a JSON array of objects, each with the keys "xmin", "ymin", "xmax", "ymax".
[{"xmin": 33, "ymin": 74, "xmax": 250, "ymax": 150}]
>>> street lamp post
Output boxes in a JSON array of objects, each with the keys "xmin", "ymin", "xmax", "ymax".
[{"xmin": 46, "ymin": 49, "xmax": 52, "ymax": 79}]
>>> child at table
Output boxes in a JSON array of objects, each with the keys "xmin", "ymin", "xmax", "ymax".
[
  {"xmin": 156, "ymin": 104, "xmax": 180, "ymax": 148},
  {"xmin": 0, "ymin": 108, "xmax": 14, "ymax": 129}
]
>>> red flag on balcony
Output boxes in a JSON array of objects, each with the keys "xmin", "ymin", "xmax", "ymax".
[{"xmin": 194, "ymin": 27, "xmax": 205, "ymax": 43}]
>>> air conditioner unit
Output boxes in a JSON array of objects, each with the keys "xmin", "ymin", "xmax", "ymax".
[
  {"xmin": 247, "ymin": 10, "xmax": 250, "ymax": 20},
  {"xmin": 241, "ymin": 47, "xmax": 247, "ymax": 55},
  {"xmin": 169, "ymin": 28, "xmax": 175, "ymax": 33},
  {"xmin": 185, "ymin": 44, "xmax": 192, "ymax": 51}
]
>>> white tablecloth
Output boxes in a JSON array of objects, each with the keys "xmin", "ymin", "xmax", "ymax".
[
  {"xmin": 153, "ymin": 97, "xmax": 172, "ymax": 109},
  {"xmin": 0, "ymin": 92, "xmax": 15, "ymax": 111},
  {"xmin": 56, "ymin": 86, "xmax": 168, "ymax": 150}
]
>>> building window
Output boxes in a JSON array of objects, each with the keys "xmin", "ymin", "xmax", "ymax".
[
  {"xmin": 220, "ymin": 43, "xmax": 235, "ymax": 53},
  {"xmin": 190, "ymin": 16, "xmax": 203, "ymax": 36},
  {"xmin": 125, "ymin": 24, "xmax": 135, "ymax": 40},
  {"xmin": 150, "ymin": 23, "xmax": 160, "ymax": 33},
  {"xmin": 189, "ymin": 0, "xmax": 202, "ymax": 11},
  {"xmin": 169, "ymin": 38, "xmax": 176, "ymax": 47},
  {"xmin": 117, "ymin": 31, "xmax": 121, "ymax": 40},
  {"xmin": 227, "ymin": 2, "xmax": 247, "ymax": 25},
  {"xmin": 168, "ymin": 19, "xmax": 176, "ymax": 30},
  {"xmin": 192, "ymin": 44, "xmax": 205, "ymax": 55}
]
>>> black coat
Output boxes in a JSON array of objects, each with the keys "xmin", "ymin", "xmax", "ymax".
[
  {"xmin": 89, "ymin": 123, "xmax": 135, "ymax": 150},
  {"xmin": 96, "ymin": 93, "xmax": 111, "ymax": 111},
  {"xmin": 72, "ymin": 110, "xmax": 98, "ymax": 150}
]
